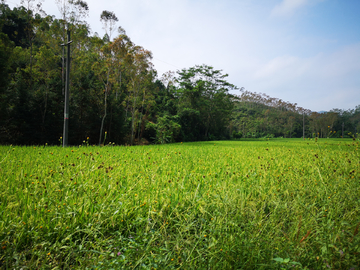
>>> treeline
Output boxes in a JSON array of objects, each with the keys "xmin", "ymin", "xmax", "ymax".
[
  {"xmin": 0, "ymin": 2, "xmax": 237, "ymax": 145},
  {"xmin": 230, "ymin": 90, "xmax": 360, "ymax": 139},
  {"xmin": 0, "ymin": 2, "xmax": 359, "ymax": 145}
]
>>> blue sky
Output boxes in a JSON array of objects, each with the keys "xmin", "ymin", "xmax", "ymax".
[{"xmin": 7, "ymin": 0, "xmax": 360, "ymax": 111}]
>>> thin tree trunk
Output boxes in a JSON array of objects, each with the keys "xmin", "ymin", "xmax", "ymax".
[
  {"xmin": 99, "ymin": 70, "xmax": 110, "ymax": 145},
  {"xmin": 137, "ymin": 86, "xmax": 146, "ymax": 142},
  {"xmin": 30, "ymin": 42, "xmax": 33, "ymax": 75},
  {"xmin": 42, "ymin": 87, "xmax": 48, "ymax": 125},
  {"xmin": 116, "ymin": 71, "xmax": 121, "ymax": 100},
  {"xmin": 99, "ymin": 90, "xmax": 107, "ymax": 145},
  {"xmin": 130, "ymin": 79, "xmax": 138, "ymax": 145}
]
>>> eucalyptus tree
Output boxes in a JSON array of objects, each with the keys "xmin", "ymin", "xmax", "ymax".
[
  {"xmin": 91, "ymin": 37, "xmax": 110, "ymax": 145},
  {"xmin": 125, "ymin": 46, "xmax": 154, "ymax": 145},
  {"xmin": 20, "ymin": 0, "xmax": 44, "ymax": 74},
  {"xmin": 100, "ymin": 10, "xmax": 118, "ymax": 41},
  {"xmin": 89, "ymin": 10, "xmax": 119, "ymax": 144}
]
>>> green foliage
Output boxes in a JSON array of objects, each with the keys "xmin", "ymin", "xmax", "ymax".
[
  {"xmin": 272, "ymin": 257, "xmax": 302, "ymax": 269},
  {"xmin": 0, "ymin": 4, "xmax": 29, "ymax": 47},
  {"xmin": 232, "ymin": 130, "xmax": 242, "ymax": 139},
  {"xmin": 146, "ymin": 114, "xmax": 181, "ymax": 144},
  {"xmin": 176, "ymin": 64, "xmax": 235, "ymax": 141},
  {"xmin": 0, "ymin": 33, "xmax": 13, "ymax": 90}
]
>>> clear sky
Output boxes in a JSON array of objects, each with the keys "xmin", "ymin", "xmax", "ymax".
[{"xmin": 7, "ymin": 0, "xmax": 360, "ymax": 112}]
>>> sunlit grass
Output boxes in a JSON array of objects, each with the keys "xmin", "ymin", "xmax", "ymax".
[{"xmin": 0, "ymin": 138, "xmax": 359, "ymax": 269}]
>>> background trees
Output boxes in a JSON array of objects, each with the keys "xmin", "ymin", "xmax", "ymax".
[
  {"xmin": 0, "ymin": 3, "xmax": 359, "ymax": 145},
  {"xmin": 175, "ymin": 65, "xmax": 235, "ymax": 141}
]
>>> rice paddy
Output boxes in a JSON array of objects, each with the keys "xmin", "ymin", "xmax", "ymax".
[{"xmin": 0, "ymin": 138, "xmax": 359, "ymax": 269}]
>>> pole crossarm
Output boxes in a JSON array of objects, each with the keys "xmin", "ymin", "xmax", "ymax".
[{"xmin": 61, "ymin": 40, "xmax": 73, "ymax": 46}]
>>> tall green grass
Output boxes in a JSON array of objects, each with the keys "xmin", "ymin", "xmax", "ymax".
[{"xmin": 0, "ymin": 138, "xmax": 359, "ymax": 269}]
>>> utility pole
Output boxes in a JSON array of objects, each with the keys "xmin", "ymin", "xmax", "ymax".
[{"xmin": 61, "ymin": 29, "xmax": 72, "ymax": 147}]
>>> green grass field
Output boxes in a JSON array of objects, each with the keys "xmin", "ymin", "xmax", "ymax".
[{"xmin": 0, "ymin": 139, "xmax": 359, "ymax": 269}]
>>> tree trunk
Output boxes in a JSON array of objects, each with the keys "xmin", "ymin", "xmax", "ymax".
[
  {"xmin": 99, "ymin": 90, "xmax": 107, "ymax": 145},
  {"xmin": 130, "ymin": 79, "xmax": 139, "ymax": 145}
]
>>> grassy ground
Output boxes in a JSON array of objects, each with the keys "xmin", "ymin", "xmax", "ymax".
[{"xmin": 0, "ymin": 138, "xmax": 359, "ymax": 269}]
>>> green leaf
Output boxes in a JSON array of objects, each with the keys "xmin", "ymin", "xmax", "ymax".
[
  {"xmin": 272, "ymin": 257, "xmax": 284, "ymax": 263},
  {"xmin": 283, "ymin": 258, "xmax": 290, "ymax": 263}
]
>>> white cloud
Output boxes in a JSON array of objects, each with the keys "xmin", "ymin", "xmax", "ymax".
[
  {"xmin": 271, "ymin": 0, "xmax": 309, "ymax": 17},
  {"xmin": 253, "ymin": 55, "xmax": 302, "ymax": 79},
  {"xmin": 242, "ymin": 42, "xmax": 360, "ymax": 111}
]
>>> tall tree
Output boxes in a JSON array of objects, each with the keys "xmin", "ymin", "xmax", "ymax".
[
  {"xmin": 176, "ymin": 64, "xmax": 236, "ymax": 141},
  {"xmin": 125, "ymin": 46, "xmax": 154, "ymax": 145},
  {"xmin": 100, "ymin": 10, "xmax": 118, "ymax": 41}
]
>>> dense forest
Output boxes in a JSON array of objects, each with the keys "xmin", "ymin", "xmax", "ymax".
[{"xmin": 1, "ymin": 1, "xmax": 359, "ymax": 145}]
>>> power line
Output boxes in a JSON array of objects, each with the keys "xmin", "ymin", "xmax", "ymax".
[
  {"xmin": 4, "ymin": 0, "xmax": 19, "ymax": 6},
  {"xmin": 153, "ymin": 57, "xmax": 180, "ymax": 69}
]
